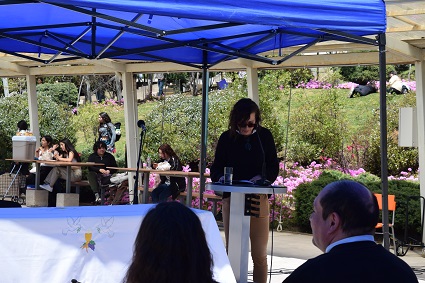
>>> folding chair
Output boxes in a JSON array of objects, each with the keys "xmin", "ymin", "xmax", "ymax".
[{"xmin": 374, "ymin": 193, "xmax": 397, "ymax": 255}]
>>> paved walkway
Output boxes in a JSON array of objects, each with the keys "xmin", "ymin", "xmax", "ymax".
[{"xmin": 219, "ymin": 228, "xmax": 425, "ymax": 283}]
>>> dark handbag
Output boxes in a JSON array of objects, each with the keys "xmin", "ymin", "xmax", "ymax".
[{"xmin": 97, "ymin": 174, "xmax": 111, "ymax": 186}]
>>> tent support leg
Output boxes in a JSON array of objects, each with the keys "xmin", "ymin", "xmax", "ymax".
[
  {"xmin": 200, "ymin": 49, "xmax": 209, "ymax": 209},
  {"xmin": 378, "ymin": 33, "xmax": 390, "ymax": 250}
]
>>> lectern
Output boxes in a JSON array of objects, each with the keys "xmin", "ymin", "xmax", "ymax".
[{"xmin": 206, "ymin": 183, "xmax": 286, "ymax": 283}]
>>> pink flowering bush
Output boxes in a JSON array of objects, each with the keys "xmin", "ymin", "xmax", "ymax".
[
  {"xmin": 296, "ymin": 79, "xmax": 416, "ymax": 92},
  {"xmin": 296, "ymin": 80, "xmax": 332, "ymax": 89},
  {"xmin": 146, "ymin": 158, "xmax": 419, "ymax": 232}
]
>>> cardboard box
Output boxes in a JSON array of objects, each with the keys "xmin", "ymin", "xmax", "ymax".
[{"xmin": 12, "ymin": 136, "xmax": 36, "ymax": 160}]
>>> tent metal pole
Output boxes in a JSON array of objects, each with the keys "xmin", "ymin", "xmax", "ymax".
[
  {"xmin": 378, "ymin": 33, "xmax": 390, "ymax": 250},
  {"xmin": 199, "ymin": 49, "xmax": 209, "ymax": 209}
]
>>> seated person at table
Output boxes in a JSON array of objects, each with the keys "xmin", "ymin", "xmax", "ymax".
[
  {"xmin": 26, "ymin": 135, "xmax": 58, "ymax": 186},
  {"xmin": 123, "ymin": 201, "xmax": 217, "ymax": 283},
  {"xmin": 151, "ymin": 143, "xmax": 186, "ymax": 203},
  {"xmin": 40, "ymin": 138, "xmax": 82, "ymax": 192},
  {"xmin": 282, "ymin": 180, "xmax": 417, "ymax": 283},
  {"xmin": 87, "ymin": 141, "xmax": 117, "ymax": 200}
]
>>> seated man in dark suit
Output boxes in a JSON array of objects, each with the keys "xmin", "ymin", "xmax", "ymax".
[{"xmin": 283, "ymin": 180, "xmax": 417, "ymax": 283}]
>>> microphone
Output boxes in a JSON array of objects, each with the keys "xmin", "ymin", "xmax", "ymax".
[{"xmin": 137, "ymin": 120, "xmax": 146, "ymax": 131}]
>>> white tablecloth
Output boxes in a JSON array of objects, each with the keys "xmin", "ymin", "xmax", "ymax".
[{"xmin": 0, "ymin": 204, "xmax": 235, "ymax": 283}]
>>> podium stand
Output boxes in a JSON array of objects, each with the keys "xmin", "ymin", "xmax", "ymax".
[{"xmin": 206, "ymin": 183, "xmax": 286, "ymax": 283}]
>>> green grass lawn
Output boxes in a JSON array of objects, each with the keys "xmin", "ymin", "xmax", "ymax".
[{"xmin": 275, "ymin": 88, "xmax": 406, "ymax": 137}]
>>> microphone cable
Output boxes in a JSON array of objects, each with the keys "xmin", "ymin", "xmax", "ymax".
[{"xmin": 268, "ymin": 186, "xmax": 276, "ymax": 283}]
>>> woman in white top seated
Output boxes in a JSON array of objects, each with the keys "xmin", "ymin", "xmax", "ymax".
[
  {"xmin": 40, "ymin": 138, "xmax": 82, "ymax": 192},
  {"xmin": 26, "ymin": 135, "xmax": 57, "ymax": 186}
]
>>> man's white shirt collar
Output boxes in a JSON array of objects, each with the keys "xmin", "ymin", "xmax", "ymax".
[{"xmin": 326, "ymin": 235, "xmax": 374, "ymax": 253}]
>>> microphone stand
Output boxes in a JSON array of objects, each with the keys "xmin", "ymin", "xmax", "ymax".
[
  {"xmin": 256, "ymin": 128, "xmax": 270, "ymax": 186},
  {"xmin": 133, "ymin": 127, "xmax": 146, "ymax": 204}
]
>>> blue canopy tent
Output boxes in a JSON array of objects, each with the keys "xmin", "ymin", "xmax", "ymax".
[{"xmin": 0, "ymin": 0, "xmax": 390, "ymax": 246}]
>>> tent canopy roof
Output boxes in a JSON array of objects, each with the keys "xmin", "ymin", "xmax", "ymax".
[{"xmin": 0, "ymin": 0, "xmax": 385, "ymax": 68}]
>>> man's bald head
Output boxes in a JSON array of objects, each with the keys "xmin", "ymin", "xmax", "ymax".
[{"xmin": 318, "ymin": 180, "xmax": 379, "ymax": 236}]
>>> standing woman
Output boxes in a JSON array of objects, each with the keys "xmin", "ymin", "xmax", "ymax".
[
  {"xmin": 98, "ymin": 112, "xmax": 116, "ymax": 153},
  {"xmin": 151, "ymin": 144, "xmax": 186, "ymax": 203},
  {"xmin": 210, "ymin": 98, "xmax": 279, "ymax": 283},
  {"xmin": 39, "ymin": 138, "xmax": 82, "ymax": 192}
]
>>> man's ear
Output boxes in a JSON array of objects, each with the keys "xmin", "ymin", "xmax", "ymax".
[{"xmin": 327, "ymin": 212, "xmax": 341, "ymax": 233}]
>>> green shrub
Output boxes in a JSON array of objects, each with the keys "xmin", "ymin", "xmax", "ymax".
[
  {"xmin": 293, "ymin": 170, "xmax": 422, "ymax": 240},
  {"xmin": 293, "ymin": 170, "xmax": 350, "ymax": 231},
  {"xmin": 363, "ymin": 92, "xmax": 418, "ymax": 176},
  {"xmin": 36, "ymin": 82, "xmax": 79, "ymax": 107},
  {"xmin": 142, "ymin": 84, "xmax": 285, "ymax": 165},
  {"xmin": 143, "ymin": 93, "xmax": 237, "ymax": 164},
  {"xmin": 0, "ymin": 94, "xmax": 77, "ymax": 171},
  {"xmin": 287, "ymin": 88, "xmax": 347, "ymax": 165}
]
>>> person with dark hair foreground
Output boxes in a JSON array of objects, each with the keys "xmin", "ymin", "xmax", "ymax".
[
  {"xmin": 283, "ymin": 180, "xmax": 418, "ymax": 283},
  {"xmin": 123, "ymin": 202, "xmax": 217, "ymax": 283},
  {"xmin": 210, "ymin": 98, "xmax": 279, "ymax": 283},
  {"xmin": 151, "ymin": 143, "xmax": 186, "ymax": 203}
]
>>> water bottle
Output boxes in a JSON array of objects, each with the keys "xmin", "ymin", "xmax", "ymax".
[{"xmin": 146, "ymin": 156, "xmax": 152, "ymax": 169}]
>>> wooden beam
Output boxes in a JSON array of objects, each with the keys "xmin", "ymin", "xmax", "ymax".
[
  {"xmin": 387, "ymin": 25, "xmax": 425, "ymax": 33},
  {"xmin": 394, "ymin": 15, "xmax": 421, "ymax": 27},
  {"xmin": 82, "ymin": 58, "xmax": 126, "ymax": 73},
  {"xmin": 386, "ymin": 36, "xmax": 424, "ymax": 61},
  {"xmin": 0, "ymin": 60, "xmax": 29, "ymax": 75},
  {"xmin": 387, "ymin": 9, "xmax": 425, "ymax": 17}
]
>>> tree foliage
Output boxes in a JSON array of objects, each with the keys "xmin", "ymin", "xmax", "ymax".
[
  {"xmin": 363, "ymin": 92, "xmax": 418, "ymax": 176},
  {"xmin": 36, "ymin": 82, "xmax": 79, "ymax": 107},
  {"xmin": 337, "ymin": 64, "xmax": 411, "ymax": 85},
  {"xmin": 287, "ymin": 88, "xmax": 347, "ymax": 165},
  {"xmin": 0, "ymin": 94, "xmax": 77, "ymax": 171},
  {"xmin": 142, "ymin": 79, "xmax": 285, "ymax": 165}
]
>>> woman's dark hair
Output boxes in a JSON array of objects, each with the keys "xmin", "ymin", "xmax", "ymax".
[
  {"xmin": 17, "ymin": 120, "xmax": 28, "ymax": 131},
  {"xmin": 320, "ymin": 180, "xmax": 379, "ymax": 236},
  {"xmin": 99, "ymin": 112, "xmax": 112, "ymax": 124},
  {"xmin": 59, "ymin": 138, "xmax": 81, "ymax": 162},
  {"xmin": 159, "ymin": 143, "xmax": 182, "ymax": 165},
  {"xmin": 93, "ymin": 140, "xmax": 107, "ymax": 152},
  {"xmin": 228, "ymin": 98, "xmax": 261, "ymax": 137},
  {"xmin": 123, "ymin": 202, "xmax": 217, "ymax": 283},
  {"xmin": 42, "ymin": 135, "xmax": 53, "ymax": 147}
]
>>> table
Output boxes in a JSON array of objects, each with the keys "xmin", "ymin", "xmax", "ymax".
[
  {"xmin": 6, "ymin": 159, "xmax": 102, "ymax": 193},
  {"xmin": 207, "ymin": 183, "xmax": 287, "ymax": 283},
  {"xmin": 107, "ymin": 167, "xmax": 210, "ymax": 206},
  {"xmin": 0, "ymin": 205, "xmax": 236, "ymax": 283}
]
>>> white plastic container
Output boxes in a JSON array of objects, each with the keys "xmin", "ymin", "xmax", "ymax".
[{"xmin": 12, "ymin": 136, "xmax": 36, "ymax": 160}]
